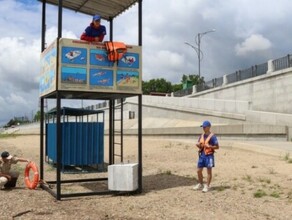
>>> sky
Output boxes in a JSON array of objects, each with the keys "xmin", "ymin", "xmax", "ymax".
[{"xmin": 0, "ymin": 0, "xmax": 291, "ymax": 126}]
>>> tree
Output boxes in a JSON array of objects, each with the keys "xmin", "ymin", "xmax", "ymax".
[
  {"xmin": 181, "ymin": 74, "xmax": 204, "ymax": 85},
  {"xmin": 142, "ymin": 74, "xmax": 205, "ymax": 95},
  {"xmin": 6, "ymin": 119, "xmax": 16, "ymax": 127},
  {"xmin": 172, "ymin": 83, "xmax": 182, "ymax": 92},
  {"xmin": 34, "ymin": 110, "xmax": 41, "ymax": 122},
  {"xmin": 142, "ymin": 78, "xmax": 172, "ymax": 95}
]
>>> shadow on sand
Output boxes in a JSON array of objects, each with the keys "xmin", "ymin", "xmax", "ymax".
[
  {"xmin": 142, "ymin": 173, "xmax": 195, "ymax": 193},
  {"xmin": 79, "ymin": 173, "xmax": 196, "ymax": 195}
]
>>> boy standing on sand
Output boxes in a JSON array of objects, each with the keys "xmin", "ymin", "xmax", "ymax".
[{"xmin": 193, "ymin": 120, "xmax": 219, "ymax": 192}]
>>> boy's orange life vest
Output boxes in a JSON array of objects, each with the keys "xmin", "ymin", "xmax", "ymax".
[{"xmin": 199, "ymin": 133, "xmax": 215, "ymax": 155}]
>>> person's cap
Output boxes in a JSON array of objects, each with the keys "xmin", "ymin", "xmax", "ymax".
[
  {"xmin": 200, "ymin": 120, "xmax": 211, "ymax": 128},
  {"xmin": 1, "ymin": 151, "xmax": 12, "ymax": 159},
  {"xmin": 93, "ymin": 14, "xmax": 101, "ymax": 21}
]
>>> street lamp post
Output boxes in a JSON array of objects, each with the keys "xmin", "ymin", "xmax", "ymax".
[{"xmin": 185, "ymin": 29, "xmax": 215, "ymax": 78}]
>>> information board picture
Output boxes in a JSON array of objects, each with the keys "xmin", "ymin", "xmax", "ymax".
[
  {"xmin": 61, "ymin": 67, "xmax": 87, "ymax": 84},
  {"xmin": 62, "ymin": 47, "xmax": 87, "ymax": 65},
  {"xmin": 90, "ymin": 68, "xmax": 114, "ymax": 87}
]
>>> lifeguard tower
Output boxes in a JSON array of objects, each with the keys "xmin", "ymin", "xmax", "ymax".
[{"xmin": 38, "ymin": 0, "xmax": 143, "ymax": 200}]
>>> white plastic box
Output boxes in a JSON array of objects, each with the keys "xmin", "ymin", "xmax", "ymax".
[{"xmin": 108, "ymin": 163, "xmax": 138, "ymax": 191}]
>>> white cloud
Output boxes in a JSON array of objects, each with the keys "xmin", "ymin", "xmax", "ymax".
[
  {"xmin": 143, "ymin": 50, "xmax": 185, "ymax": 82},
  {"xmin": 1, "ymin": 0, "xmax": 292, "ymax": 125},
  {"xmin": 156, "ymin": 50, "xmax": 185, "ymax": 68},
  {"xmin": 6, "ymin": 93, "xmax": 28, "ymax": 106},
  {"xmin": 0, "ymin": 91, "xmax": 37, "ymax": 124},
  {"xmin": 235, "ymin": 34, "xmax": 272, "ymax": 56},
  {"xmin": 45, "ymin": 26, "xmax": 78, "ymax": 46},
  {"xmin": 0, "ymin": 37, "xmax": 40, "ymax": 91}
]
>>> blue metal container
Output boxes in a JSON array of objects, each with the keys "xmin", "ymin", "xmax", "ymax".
[{"xmin": 46, "ymin": 107, "xmax": 104, "ymax": 167}]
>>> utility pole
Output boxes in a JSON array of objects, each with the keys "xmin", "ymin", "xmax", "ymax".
[{"xmin": 185, "ymin": 29, "xmax": 215, "ymax": 78}]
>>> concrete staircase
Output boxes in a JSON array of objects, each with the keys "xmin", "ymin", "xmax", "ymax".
[{"xmin": 122, "ymin": 96, "xmax": 288, "ymax": 141}]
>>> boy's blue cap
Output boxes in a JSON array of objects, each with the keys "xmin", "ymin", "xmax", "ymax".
[
  {"xmin": 93, "ymin": 14, "xmax": 101, "ymax": 21},
  {"xmin": 200, "ymin": 120, "xmax": 211, "ymax": 128}
]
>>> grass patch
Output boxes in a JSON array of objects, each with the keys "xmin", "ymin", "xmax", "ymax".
[
  {"xmin": 283, "ymin": 153, "xmax": 290, "ymax": 161},
  {"xmin": 258, "ymin": 177, "xmax": 271, "ymax": 184},
  {"xmin": 214, "ymin": 184, "xmax": 230, "ymax": 192},
  {"xmin": 267, "ymin": 167, "xmax": 276, "ymax": 174},
  {"xmin": 0, "ymin": 133, "xmax": 20, "ymax": 139},
  {"xmin": 254, "ymin": 189, "xmax": 267, "ymax": 198},
  {"xmin": 61, "ymin": 185, "xmax": 76, "ymax": 193},
  {"xmin": 158, "ymin": 170, "xmax": 172, "ymax": 175},
  {"xmin": 128, "ymin": 205, "xmax": 134, "ymax": 211},
  {"xmin": 216, "ymin": 186, "xmax": 226, "ymax": 191},
  {"xmin": 184, "ymin": 175, "xmax": 197, "ymax": 180},
  {"xmin": 46, "ymin": 166, "xmax": 55, "ymax": 172},
  {"xmin": 287, "ymin": 191, "xmax": 292, "ymax": 202},
  {"xmin": 270, "ymin": 184, "xmax": 281, "ymax": 190},
  {"xmin": 282, "ymin": 153, "xmax": 292, "ymax": 163},
  {"xmin": 184, "ymin": 145, "xmax": 191, "ymax": 150},
  {"xmin": 270, "ymin": 191, "xmax": 280, "ymax": 198},
  {"xmin": 164, "ymin": 142, "xmax": 174, "ymax": 148},
  {"xmin": 164, "ymin": 170, "xmax": 172, "ymax": 175},
  {"xmin": 242, "ymin": 175, "xmax": 253, "ymax": 182}
]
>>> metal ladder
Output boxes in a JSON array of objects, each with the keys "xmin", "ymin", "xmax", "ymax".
[{"xmin": 110, "ymin": 99, "xmax": 124, "ymax": 164}]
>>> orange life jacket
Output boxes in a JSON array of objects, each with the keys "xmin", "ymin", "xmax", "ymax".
[
  {"xmin": 199, "ymin": 133, "xmax": 215, "ymax": 155},
  {"xmin": 104, "ymin": 41, "xmax": 127, "ymax": 62}
]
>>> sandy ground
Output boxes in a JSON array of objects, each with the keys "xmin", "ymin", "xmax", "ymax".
[{"xmin": 0, "ymin": 135, "xmax": 292, "ymax": 220}]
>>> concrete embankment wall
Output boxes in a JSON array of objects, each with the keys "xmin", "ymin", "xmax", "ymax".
[
  {"xmin": 125, "ymin": 67, "xmax": 292, "ymax": 127},
  {"xmin": 4, "ymin": 67, "xmax": 292, "ymax": 140},
  {"xmin": 121, "ymin": 67, "xmax": 292, "ymax": 140},
  {"xmin": 121, "ymin": 99, "xmax": 287, "ymax": 140},
  {"xmin": 187, "ymin": 67, "xmax": 292, "ymax": 127}
]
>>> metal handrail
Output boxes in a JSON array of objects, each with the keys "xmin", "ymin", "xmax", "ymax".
[{"xmin": 173, "ymin": 54, "xmax": 290, "ymax": 97}]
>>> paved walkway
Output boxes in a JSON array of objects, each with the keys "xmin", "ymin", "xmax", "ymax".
[
  {"xmin": 227, "ymin": 140, "xmax": 292, "ymax": 157},
  {"xmin": 165, "ymin": 138, "xmax": 292, "ymax": 158}
]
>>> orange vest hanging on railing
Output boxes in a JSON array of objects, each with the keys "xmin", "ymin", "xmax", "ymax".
[
  {"xmin": 104, "ymin": 41, "xmax": 127, "ymax": 62},
  {"xmin": 199, "ymin": 133, "xmax": 215, "ymax": 155}
]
